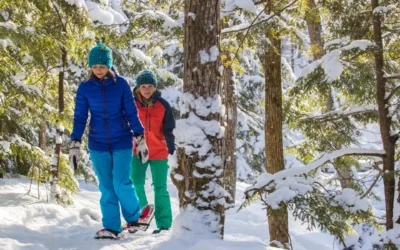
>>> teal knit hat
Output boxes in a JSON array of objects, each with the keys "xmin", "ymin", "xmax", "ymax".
[
  {"xmin": 88, "ymin": 43, "xmax": 113, "ymax": 69},
  {"xmin": 136, "ymin": 70, "xmax": 158, "ymax": 88}
]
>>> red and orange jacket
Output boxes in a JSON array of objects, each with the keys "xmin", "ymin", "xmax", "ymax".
[{"xmin": 133, "ymin": 90, "xmax": 175, "ymax": 160}]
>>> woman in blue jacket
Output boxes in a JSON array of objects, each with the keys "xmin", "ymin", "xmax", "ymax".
[{"xmin": 69, "ymin": 43, "xmax": 149, "ymax": 239}]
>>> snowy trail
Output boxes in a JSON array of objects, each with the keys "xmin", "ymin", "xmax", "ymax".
[{"xmin": 0, "ymin": 175, "xmax": 336, "ymax": 250}]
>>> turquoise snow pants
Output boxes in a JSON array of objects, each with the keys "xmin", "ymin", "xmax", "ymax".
[
  {"xmin": 90, "ymin": 149, "xmax": 141, "ymax": 232},
  {"xmin": 130, "ymin": 156, "xmax": 172, "ymax": 229}
]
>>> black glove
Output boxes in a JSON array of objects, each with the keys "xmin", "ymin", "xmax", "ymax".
[
  {"xmin": 135, "ymin": 134, "xmax": 149, "ymax": 163},
  {"xmin": 168, "ymin": 149, "xmax": 175, "ymax": 155},
  {"xmin": 69, "ymin": 140, "xmax": 81, "ymax": 171}
]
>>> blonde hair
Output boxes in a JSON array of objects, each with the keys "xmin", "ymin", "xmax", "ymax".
[
  {"xmin": 87, "ymin": 69, "xmax": 115, "ymax": 80},
  {"xmin": 135, "ymin": 88, "xmax": 155, "ymax": 107}
]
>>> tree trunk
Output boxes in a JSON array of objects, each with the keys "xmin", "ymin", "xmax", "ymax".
[
  {"xmin": 371, "ymin": 0, "xmax": 397, "ymax": 231},
  {"xmin": 59, "ymin": 48, "xmax": 66, "ymax": 113},
  {"xmin": 306, "ymin": 0, "xmax": 356, "ymax": 189},
  {"xmin": 222, "ymin": 50, "xmax": 237, "ymax": 207},
  {"xmin": 39, "ymin": 119, "xmax": 47, "ymax": 150},
  {"xmin": 171, "ymin": 0, "xmax": 226, "ymax": 238},
  {"xmin": 264, "ymin": 3, "xmax": 289, "ymax": 246},
  {"xmin": 50, "ymin": 124, "xmax": 63, "ymax": 202},
  {"xmin": 305, "ymin": 0, "xmax": 324, "ymax": 60}
]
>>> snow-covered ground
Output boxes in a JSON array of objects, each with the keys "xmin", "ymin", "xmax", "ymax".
[{"xmin": 0, "ymin": 170, "xmax": 380, "ymax": 250}]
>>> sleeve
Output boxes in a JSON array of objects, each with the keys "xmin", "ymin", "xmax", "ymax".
[
  {"xmin": 121, "ymin": 79, "xmax": 145, "ymax": 135},
  {"xmin": 161, "ymin": 98, "xmax": 176, "ymax": 151},
  {"xmin": 70, "ymin": 83, "xmax": 89, "ymax": 141}
]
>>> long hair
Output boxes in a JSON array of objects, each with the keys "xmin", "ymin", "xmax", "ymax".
[
  {"xmin": 87, "ymin": 69, "xmax": 115, "ymax": 80},
  {"xmin": 135, "ymin": 88, "xmax": 155, "ymax": 107}
]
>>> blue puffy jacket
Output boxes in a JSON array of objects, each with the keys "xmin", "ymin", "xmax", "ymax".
[{"xmin": 71, "ymin": 73, "xmax": 144, "ymax": 151}]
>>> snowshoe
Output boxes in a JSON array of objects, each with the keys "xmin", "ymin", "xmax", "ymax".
[
  {"xmin": 94, "ymin": 229, "xmax": 123, "ymax": 240},
  {"xmin": 123, "ymin": 204, "xmax": 155, "ymax": 233}
]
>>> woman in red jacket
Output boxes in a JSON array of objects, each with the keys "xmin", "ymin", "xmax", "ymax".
[{"xmin": 130, "ymin": 70, "xmax": 175, "ymax": 234}]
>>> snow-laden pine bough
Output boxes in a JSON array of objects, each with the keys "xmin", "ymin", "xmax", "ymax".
[{"xmin": 241, "ymin": 148, "xmax": 386, "ymax": 248}]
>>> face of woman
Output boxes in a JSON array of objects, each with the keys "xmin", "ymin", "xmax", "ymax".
[
  {"xmin": 91, "ymin": 65, "xmax": 109, "ymax": 79},
  {"xmin": 139, "ymin": 84, "xmax": 156, "ymax": 99}
]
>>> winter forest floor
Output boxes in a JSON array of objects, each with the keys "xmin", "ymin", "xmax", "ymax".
[{"xmin": 0, "ymin": 168, "xmax": 386, "ymax": 250}]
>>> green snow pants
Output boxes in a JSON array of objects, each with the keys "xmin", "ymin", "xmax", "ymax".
[{"xmin": 130, "ymin": 156, "xmax": 172, "ymax": 229}]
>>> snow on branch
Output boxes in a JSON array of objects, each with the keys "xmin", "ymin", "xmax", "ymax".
[
  {"xmin": 221, "ymin": 0, "xmax": 300, "ymax": 34},
  {"xmin": 245, "ymin": 148, "xmax": 385, "ymax": 196},
  {"xmin": 299, "ymin": 105, "xmax": 379, "ymax": 122},
  {"xmin": 384, "ymin": 74, "xmax": 400, "ymax": 80},
  {"xmin": 299, "ymin": 40, "xmax": 375, "ymax": 83}
]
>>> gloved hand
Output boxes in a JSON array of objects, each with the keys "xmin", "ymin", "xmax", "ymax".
[
  {"xmin": 69, "ymin": 140, "xmax": 81, "ymax": 171},
  {"xmin": 135, "ymin": 134, "xmax": 149, "ymax": 163},
  {"xmin": 168, "ymin": 149, "xmax": 175, "ymax": 155}
]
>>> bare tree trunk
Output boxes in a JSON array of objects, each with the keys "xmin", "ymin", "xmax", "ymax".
[
  {"xmin": 171, "ymin": 0, "xmax": 226, "ymax": 238},
  {"xmin": 265, "ymin": 3, "xmax": 289, "ymax": 246},
  {"xmin": 290, "ymin": 42, "xmax": 295, "ymax": 71},
  {"xmin": 305, "ymin": 0, "xmax": 324, "ymax": 60},
  {"xmin": 49, "ymin": 31, "xmax": 67, "ymax": 202},
  {"xmin": 59, "ymin": 48, "xmax": 66, "ymax": 113},
  {"xmin": 50, "ymin": 125, "xmax": 63, "ymax": 202},
  {"xmin": 222, "ymin": 50, "xmax": 237, "ymax": 207},
  {"xmin": 39, "ymin": 119, "xmax": 47, "ymax": 150},
  {"xmin": 371, "ymin": 0, "xmax": 398, "ymax": 232}
]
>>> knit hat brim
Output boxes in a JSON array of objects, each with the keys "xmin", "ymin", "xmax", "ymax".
[{"xmin": 136, "ymin": 70, "xmax": 157, "ymax": 88}]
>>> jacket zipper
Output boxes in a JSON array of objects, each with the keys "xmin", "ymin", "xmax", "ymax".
[
  {"xmin": 101, "ymin": 79, "xmax": 112, "ymax": 150},
  {"xmin": 147, "ymin": 108, "xmax": 151, "ymax": 131}
]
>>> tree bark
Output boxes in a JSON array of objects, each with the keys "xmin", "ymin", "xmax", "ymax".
[
  {"xmin": 171, "ymin": 0, "xmax": 226, "ymax": 238},
  {"xmin": 59, "ymin": 48, "xmax": 66, "ymax": 113},
  {"xmin": 371, "ymin": 0, "xmax": 397, "ymax": 231},
  {"xmin": 222, "ymin": 50, "xmax": 237, "ymax": 207},
  {"xmin": 39, "ymin": 119, "xmax": 47, "ymax": 150},
  {"xmin": 305, "ymin": 0, "xmax": 324, "ymax": 61},
  {"xmin": 49, "ymin": 125, "xmax": 63, "ymax": 202},
  {"xmin": 265, "ymin": 2, "xmax": 289, "ymax": 246}
]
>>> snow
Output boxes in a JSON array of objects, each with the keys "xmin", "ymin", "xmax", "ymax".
[
  {"xmin": 223, "ymin": 0, "xmax": 258, "ymax": 13},
  {"xmin": 373, "ymin": 5, "xmax": 396, "ymax": 14},
  {"xmin": 0, "ymin": 176, "xmax": 354, "ymax": 250},
  {"xmin": 300, "ymin": 40, "xmax": 375, "ymax": 82},
  {"xmin": 198, "ymin": 46, "xmax": 220, "ymax": 64},
  {"xmin": 131, "ymin": 48, "xmax": 152, "ymax": 64},
  {"xmin": 188, "ymin": 12, "xmax": 196, "ymax": 21},
  {"xmin": 334, "ymin": 188, "xmax": 369, "ymax": 213},
  {"xmin": 246, "ymin": 148, "xmax": 385, "ymax": 195}
]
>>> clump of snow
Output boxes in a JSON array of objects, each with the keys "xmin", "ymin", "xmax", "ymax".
[
  {"xmin": 223, "ymin": 0, "xmax": 258, "ymax": 13},
  {"xmin": 199, "ymin": 46, "xmax": 219, "ymax": 64},
  {"xmin": 373, "ymin": 5, "xmax": 396, "ymax": 14},
  {"xmin": 131, "ymin": 48, "xmax": 152, "ymax": 63},
  {"xmin": 334, "ymin": 188, "xmax": 369, "ymax": 213},
  {"xmin": 300, "ymin": 40, "xmax": 374, "ymax": 82}
]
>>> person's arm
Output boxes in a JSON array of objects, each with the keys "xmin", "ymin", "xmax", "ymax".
[
  {"xmin": 70, "ymin": 83, "xmax": 89, "ymax": 141},
  {"xmin": 161, "ymin": 99, "xmax": 176, "ymax": 153},
  {"xmin": 121, "ymin": 78, "xmax": 144, "ymax": 135}
]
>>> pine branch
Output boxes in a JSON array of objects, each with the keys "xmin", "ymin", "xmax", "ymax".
[
  {"xmin": 385, "ymin": 85, "xmax": 400, "ymax": 101},
  {"xmin": 299, "ymin": 105, "xmax": 379, "ymax": 122},
  {"xmin": 360, "ymin": 173, "xmax": 381, "ymax": 199},
  {"xmin": 245, "ymin": 148, "xmax": 386, "ymax": 195},
  {"xmin": 384, "ymin": 74, "xmax": 400, "ymax": 80},
  {"xmin": 222, "ymin": 0, "xmax": 299, "ymax": 34}
]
